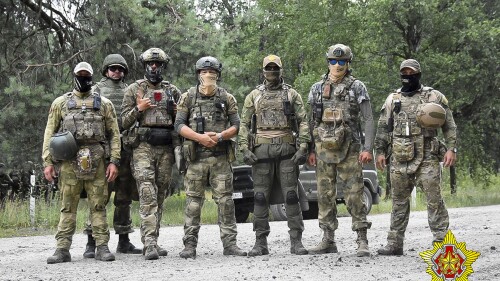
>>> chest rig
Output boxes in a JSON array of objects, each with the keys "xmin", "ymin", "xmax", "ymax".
[
  {"xmin": 187, "ymin": 87, "xmax": 229, "ymax": 136},
  {"xmin": 61, "ymin": 92, "xmax": 105, "ymax": 144},
  {"xmin": 136, "ymin": 80, "xmax": 176, "ymax": 128},
  {"xmin": 389, "ymin": 87, "xmax": 438, "ymax": 174},
  {"xmin": 254, "ymin": 84, "xmax": 292, "ymax": 132},
  {"xmin": 94, "ymin": 79, "xmax": 127, "ymax": 114}
]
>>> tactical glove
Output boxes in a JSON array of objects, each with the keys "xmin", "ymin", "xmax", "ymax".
[
  {"xmin": 242, "ymin": 147, "xmax": 258, "ymax": 165},
  {"xmin": 291, "ymin": 144, "xmax": 308, "ymax": 165}
]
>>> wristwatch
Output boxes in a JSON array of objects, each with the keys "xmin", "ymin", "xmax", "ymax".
[
  {"xmin": 449, "ymin": 147, "xmax": 457, "ymax": 153},
  {"xmin": 217, "ymin": 133, "xmax": 224, "ymax": 143}
]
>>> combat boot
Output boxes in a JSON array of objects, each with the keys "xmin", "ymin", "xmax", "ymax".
[
  {"xmin": 179, "ymin": 243, "xmax": 197, "ymax": 259},
  {"xmin": 144, "ymin": 245, "xmax": 159, "ymax": 260},
  {"xmin": 83, "ymin": 235, "xmax": 96, "ymax": 258},
  {"xmin": 47, "ymin": 248, "xmax": 71, "ymax": 264},
  {"xmin": 290, "ymin": 232, "xmax": 308, "ymax": 255},
  {"xmin": 309, "ymin": 229, "xmax": 337, "ymax": 254},
  {"xmin": 223, "ymin": 245, "xmax": 247, "ymax": 256},
  {"xmin": 95, "ymin": 245, "xmax": 115, "ymax": 261},
  {"xmin": 248, "ymin": 236, "xmax": 269, "ymax": 257},
  {"xmin": 116, "ymin": 234, "xmax": 142, "ymax": 254},
  {"xmin": 156, "ymin": 245, "xmax": 168, "ymax": 256},
  {"xmin": 377, "ymin": 243, "xmax": 403, "ymax": 256},
  {"xmin": 356, "ymin": 228, "xmax": 370, "ymax": 257}
]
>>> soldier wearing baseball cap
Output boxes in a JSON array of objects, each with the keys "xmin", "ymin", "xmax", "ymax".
[{"xmin": 374, "ymin": 59, "xmax": 458, "ymax": 255}]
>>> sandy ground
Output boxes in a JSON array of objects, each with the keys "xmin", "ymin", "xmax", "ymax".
[{"xmin": 0, "ymin": 205, "xmax": 498, "ymax": 281}]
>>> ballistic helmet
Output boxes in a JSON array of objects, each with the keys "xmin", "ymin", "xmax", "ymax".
[
  {"xmin": 139, "ymin": 48, "xmax": 170, "ymax": 66},
  {"xmin": 49, "ymin": 131, "xmax": 78, "ymax": 161},
  {"xmin": 416, "ymin": 103, "xmax": 446, "ymax": 128},
  {"xmin": 101, "ymin": 54, "xmax": 128, "ymax": 76},
  {"xmin": 195, "ymin": 56, "xmax": 222, "ymax": 76},
  {"xmin": 326, "ymin": 44, "xmax": 353, "ymax": 62}
]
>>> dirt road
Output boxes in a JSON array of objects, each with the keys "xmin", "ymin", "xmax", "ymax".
[{"xmin": 0, "ymin": 205, "xmax": 498, "ymax": 281}]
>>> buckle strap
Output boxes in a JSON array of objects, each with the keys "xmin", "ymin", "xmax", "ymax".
[{"xmin": 255, "ymin": 135, "xmax": 294, "ymax": 144}]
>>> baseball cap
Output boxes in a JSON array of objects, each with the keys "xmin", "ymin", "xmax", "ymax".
[
  {"xmin": 73, "ymin": 62, "xmax": 94, "ymax": 75},
  {"xmin": 263, "ymin": 55, "xmax": 283, "ymax": 68},
  {"xmin": 400, "ymin": 59, "xmax": 421, "ymax": 73}
]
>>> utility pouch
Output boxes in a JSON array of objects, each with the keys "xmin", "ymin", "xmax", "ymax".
[
  {"xmin": 227, "ymin": 139, "xmax": 236, "ymax": 162},
  {"xmin": 195, "ymin": 116, "xmax": 205, "ymax": 134},
  {"xmin": 122, "ymin": 127, "xmax": 140, "ymax": 149},
  {"xmin": 429, "ymin": 138, "xmax": 440, "ymax": 155},
  {"xmin": 392, "ymin": 137, "xmax": 415, "ymax": 162},
  {"xmin": 317, "ymin": 123, "xmax": 346, "ymax": 150},
  {"xmin": 438, "ymin": 140, "xmax": 448, "ymax": 159},
  {"xmin": 283, "ymin": 100, "xmax": 292, "ymax": 116},
  {"xmin": 322, "ymin": 108, "xmax": 343, "ymax": 124},
  {"xmin": 137, "ymin": 127, "xmax": 151, "ymax": 142},
  {"xmin": 182, "ymin": 140, "xmax": 197, "ymax": 162},
  {"xmin": 72, "ymin": 144, "xmax": 104, "ymax": 180},
  {"xmin": 147, "ymin": 128, "xmax": 172, "ymax": 146},
  {"xmin": 314, "ymin": 102, "xmax": 323, "ymax": 123}
]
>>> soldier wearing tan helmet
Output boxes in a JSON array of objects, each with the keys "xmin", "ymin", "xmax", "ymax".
[
  {"xmin": 238, "ymin": 54, "xmax": 310, "ymax": 256},
  {"xmin": 374, "ymin": 59, "xmax": 458, "ymax": 255},
  {"xmin": 120, "ymin": 48, "xmax": 182, "ymax": 260},
  {"xmin": 43, "ymin": 62, "xmax": 121, "ymax": 264},
  {"xmin": 307, "ymin": 44, "xmax": 375, "ymax": 257},
  {"xmin": 82, "ymin": 54, "xmax": 142, "ymax": 258}
]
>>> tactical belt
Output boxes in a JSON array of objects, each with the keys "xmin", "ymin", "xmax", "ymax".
[
  {"xmin": 255, "ymin": 135, "xmax": 294, "ymax": 144},
  {"xmin": 256, "ymin": 153, "xmax": 295, "ymax": 163},
  {"xmin": 196, "ymin": 151, "xmax": 226, "ymax": 158}
]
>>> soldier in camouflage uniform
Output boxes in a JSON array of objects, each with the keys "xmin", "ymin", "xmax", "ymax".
[
  {"xmin": 121, "ymin": 48, "xmax": 181, "ymax": 260},
  {"xmin": 83, "ymin": 54, "xmax": 142, "ymax": 258},
  {"xmin": 307, "ymin": 44, "xmax": 375, "ymax": 257},
  {"xmin": 174, "ymin": 56, "xmax": 247, "ymax": 259},
  {"xmin": 375, "ymin": 59, "xmax": 457, "ymax": 255},
  {"xmin": 238, "ymin": 55, "xmax": 310, "ymax": 256},
  {"xmin": 43, "ymin": 62, "xmax": 120, "ymax": 264}
]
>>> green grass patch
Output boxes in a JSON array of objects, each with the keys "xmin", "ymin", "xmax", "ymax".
[{"xmin": 1, "ymin": 172, "xmax": 499, "ymax": 238}]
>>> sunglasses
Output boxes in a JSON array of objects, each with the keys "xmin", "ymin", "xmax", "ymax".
[
  {"xmin": 328, "ymin": 59, "xmax": 347, "ymax": 66},
  {"xmin": 109, "ymin": 66, "xmax": 125, "ymax": 72},
  {"xmin": 147, "ymin": 61, "xmax": 163, "ymax": 67}
]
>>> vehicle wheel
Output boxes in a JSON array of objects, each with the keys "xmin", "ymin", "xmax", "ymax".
[
  {"xmin": 235, "ymin": 208, "xmax": 250, "ymax": 223},
  {"xmin": 363, "ymin": 186, "xmax": 373, "ymax": 214},
  {"xmin": 302, "ymin": 202, "xmax": 318, "ymax": 220},
  {"xmin": 270, "ymin": 204, "xmax": 288, "ymax": 221}
]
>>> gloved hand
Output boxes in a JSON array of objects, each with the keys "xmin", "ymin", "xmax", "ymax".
[
  {"xmin": 291, "ymin": 144, "xmax": 308, "ymax": 165},
  {"xmin": 241, "ymin": 147, "xmax": 258, "ymax": 165}
]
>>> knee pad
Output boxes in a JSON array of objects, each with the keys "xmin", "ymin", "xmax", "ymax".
[
  {"xmin": 254, "ymin": 192, "xmax": 267, "ymax": 206},
  {"xmin": 286, "ymin": 190, "xmax": 299, "ymax": 205}
]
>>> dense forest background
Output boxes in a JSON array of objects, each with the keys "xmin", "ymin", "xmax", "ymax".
[{"xmin": 0, "ymin": 0, "xmax": 498, "ymax": 179}]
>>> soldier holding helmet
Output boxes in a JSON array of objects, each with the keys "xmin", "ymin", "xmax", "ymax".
[
  {"xmin": 121, "ymin": 48, "xmax": 182, "ymax": 260},
  {"xmin": 375, "ymin": 59, "xmax": 457, "ymax": 255},
  {"xmin": 174, "ymin": 56, "xmax": 247, "ymax": 259},
  {"xmin": 307, "ymin": 44, "xmax": 375, "ymax": 257},
  {"xmin": 42, "ymin": 62, "xmax": 121, "ymax": 264},
  {"xmin": 83, "ymin": 54, "xmax": 142, "ymax": 258}
]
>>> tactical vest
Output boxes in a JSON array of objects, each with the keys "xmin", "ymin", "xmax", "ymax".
[
  {"xmin": 186, "ymin": 87, "xmax": 229, "ymax": 153},
  {"xmin": 254, "ymin": 84, "xmax": 291, "ymax": 131},
  {"xmin": 61, "ymin": 92, "xmax": 106, "ymax": 144},
  {"xmin": 136, "ymin": 80, "xmax": 176, "ymax": 128},
  {"xmin": 93, "ymin": 79, "xmax": 127, "ymax": 114},
  {"xmin": 390, "ymin": 87, "xmax": 439, "ymax": 173}
]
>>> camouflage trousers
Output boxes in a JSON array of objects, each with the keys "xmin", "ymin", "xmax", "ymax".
[
  {"xmin": 252, "ymin": 143, "xmax": 304, "ymax": 238},
  {"xmin": 182, "ymin": 154, "xmax": 238, "ymax": 249},
  {"xmin": 56, "ymin": 159, "xmax": 109, "ymax": 250},
  {"xmin": 132, "ymin": 142, "xmax": 174, "ymax": 247},
  {"xmin": 316, "ymin": 143, "xmax": 371, "ymax": 232},
  {"xmin": 388, "ymin": 153, "xmax": 449, "ymax": 245},
  {"xmin": 84, "ymin": 149, "xmax": 138, "ymax": 235}
]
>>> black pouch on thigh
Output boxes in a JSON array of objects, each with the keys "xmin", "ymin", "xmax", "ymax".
[
  {"xmin": 146, "ymin": 128, "xmax": 172, "ymax": 146},
  {"xmin": 72, "ymin": 144, "xmax": 104, "ymax": 180}
]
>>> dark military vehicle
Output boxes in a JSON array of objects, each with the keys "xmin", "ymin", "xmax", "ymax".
[{"xmin": 232, "ymin": 163, "xmax": 381, "ymax": 223}]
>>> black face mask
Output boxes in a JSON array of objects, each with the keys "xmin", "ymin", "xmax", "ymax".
[
  {"xmin": 145, "ymin": 64, "xmax": 163, "ymax": 84},
  {"xmin": 74, "ymin": 76, "xmax": 93, "ymax": 92},
  {"xmin": 400, "ymin": 73, "xmax": 421, "ymax": 93}
]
